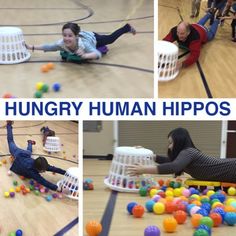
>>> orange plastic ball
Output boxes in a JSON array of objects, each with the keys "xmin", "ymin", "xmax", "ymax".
[
  {"xmin": 158, "ymin": 179, "xmax": 164, "ymax": 186},
  {"xmin": 173, "ymin": 210, "xmax": 187, "ymax": 224},
  {"xmin": 132, "ymin": 205, "xmax": 145, "ymax": 218},
  {"xmin": 209, "ymin": 212, "xmax": 222, "ymax": 227},
  {"xmin": 191, "ymin": 214, "xmax": 203, "ymax": 228},
  {"xmin": 85, "ymin": 221, "xmax": 102, "ymax": 236},
  {"xmin": 2, "ymin": 93, "xmax": 13, "ymax": 98},
  {"xmin": 163, "ymin": 217, "xmax": 177, "ymax": 232},
  {"xmin": 41, "ymin": 64, "xmax": 49, "ymax": 73},
  {"xmin": 47, "ymin": 62, "xmax": 55, "ymax": 70}
]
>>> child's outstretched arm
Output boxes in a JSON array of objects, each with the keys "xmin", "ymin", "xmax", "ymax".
[{"xmin": 25, "ymin": 43, "xmax": 45, "ymax": 51}]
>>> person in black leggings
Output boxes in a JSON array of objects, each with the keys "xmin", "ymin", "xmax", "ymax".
[
  {"xmin": 127, "ymin": 127, "xmax": 236, "ymax": 183},
  {"xmin": 26, "ymin": 22, "xmax": 136, "ymax": 60}
]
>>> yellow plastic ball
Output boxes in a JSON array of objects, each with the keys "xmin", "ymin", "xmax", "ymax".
[
  {"xmin": 36, "ymin": 82, "xmax": 44, "ymax": 91},
  {"xmin": 228, "ymin": 187, "xmax": 236, "ymax": 196},
  {"xmin": 4, "ymin": 192, "xmax": 10, "ymax": 198},
  {"xmin": 153, "ymin": 202, "xmax": 165, "ymax": 214}
]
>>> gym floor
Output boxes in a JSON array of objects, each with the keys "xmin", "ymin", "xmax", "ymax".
[
  {"xmin": 0, "ymin": 0, "xmax": 154, "ymax": 98},
  {"xmin": 0, "ymin": 121, "xmax": 78, "ymax": 236}
]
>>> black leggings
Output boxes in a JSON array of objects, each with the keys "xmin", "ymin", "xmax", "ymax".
[
  {"xmin": 94, "ymin": 24, "xmax": 131, "ymax": 47},
  {"xmin": 231, "ymin": 19, "xmax": 236, "ymax": 38}
]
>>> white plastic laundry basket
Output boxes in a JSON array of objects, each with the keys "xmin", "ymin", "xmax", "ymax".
[
  {"xmin": 157, "ymin": 40, "xmax": 179, "ymax": 81},
  {"xmin": 43, "ymin": 137, "xmax": 61, "ymax": 153},
  {"xmin": 0, "ymin": 27, "xmax": 30, "ymax": 64},
  {"xmin": 104, "ymin": 146, "xmax": 156, "ymax": 193},
  {"xmin": 57, "ymin": 167, "xmax": 79, "ymax": 200}
]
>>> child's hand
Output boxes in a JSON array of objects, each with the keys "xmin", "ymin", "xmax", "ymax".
[
  {"xmin": 126, "ymin": 163, "xmax": 144, "ymax": 176},
  {"xmin": 75, "ymin": 48, "xmax": 85, "ymax": 56}
]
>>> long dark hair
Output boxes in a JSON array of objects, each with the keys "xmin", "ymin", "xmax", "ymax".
[
  {"xmin": 62, "ymin": 22, "xmax": 81, "ymax": 36},
  {"xmin": 167, "ymin": 127, "xmax": 195, "ymax": 161}
]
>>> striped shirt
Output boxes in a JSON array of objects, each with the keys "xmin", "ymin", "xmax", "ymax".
[
  {"xmin": 157, "ymin": 148, "xmax": 236, "ymax": 183},
  {"xmin": 42, "ymin": 31, "xmax": 102, "ymax": 59}
]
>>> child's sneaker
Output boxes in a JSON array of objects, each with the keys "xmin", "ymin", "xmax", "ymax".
[
  {"xmin": 128, "ymin": 24, "xmax": 136, "ymax": 35},
  {"xmin": 232, "ymin": 38, "xmax": 236, "ymax": 42},
  {"xmin": 27, "ymin": 140, "xmax": 36, "ymax": 145}
]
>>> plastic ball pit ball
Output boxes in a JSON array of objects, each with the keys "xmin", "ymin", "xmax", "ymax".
[
  {"xmin": 199, "ymin": 217, "xmax": 213, "ymax": 228},
  {"xmin": 224, "ymin": 212, "xmax": 236, "ymax": 226},
  {"xmin": 144, "ymin": 225, "xmax": 161, "ymax": 236},
  {"xmin": 153, "ymin": 202, "xmax": 165, "ymax": 215},
  {"xmin": 132, "ymin": 205, "xmax": 145, "ymax": 218},
  {"xmin": 163, "ymin": 217, "xmax": 177, "ymax": 232},
  {"xmin": 127, "ymin": 202, "xmax": 138, "ymax": 215},
  {"xmin": 173, "ymin": 210, "xmax": 187, "ymax": 224},
  {"xmin": 85, "ymin": 221, "xmax": 102, "ymax": 236},
  {"xmin": 52, "ymin": 83, "xmax": 61, "ymax": 92},
  {"xmin": 193, "ymin": 229, "xmax": 209, "ymax": 236}
]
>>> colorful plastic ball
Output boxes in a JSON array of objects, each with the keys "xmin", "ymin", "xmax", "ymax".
[
  {"xmin": 197, "ymin": 224, "xmax": 211, "ymax": 235},
  {"xmin": 8, "ymin": 232, "xmax": 16, "ymax": 236},
  {"xmin": 15, "ymin": 229, "xmax": 23, "ymax": 236},
  {"xmin": 85, "ymin": 221, "xmax": 102, "ymax": 236},
  {"xmin": 224, "ymin": 212, "xmax": 236, "ymax": 225},
  {"xmin": 139, "ymin": 187, "xmax": 148, "ymax": 196},
  {"xmin": 196, "ymin": 209, "xmax": 209, "ymax": 217},
  {"xmin": 191, "ymin": 214, "xmax": 203, "ymax": 228},
  {"xmin": 13, "ymin": 180, "xmax": 18, "ymax": 186},
  {"xmin": 127, "ymin": 202, "xmax": 138, "ymax": 215},
  {"xmin": 47, "ymin": 62, "xmax": 55, "ymax": 70},
  {"xmin": 132, "ymin": 205, "xmax": 145, "ymax": 218},
  {"xmin": 2, "ymin": 93, "xmax": 13, "ymax": 98},
  {"xmin": 149, "ymin": 189, "xmax": 158, "ymax": 197},
  {"xmin": 52, "ymin": 83, "xmax": 61, "ymax": 92},
  {"xmin": 227, "ymin": 187, "xmax": 236, "ymax": 196},
  {"xmin": 144, "ymin": 225, "xmax": 161, "ymax": 236},
  {"xmin": 4, "ymin": 191, "xmax": 10, "ymax": 198},
  {"xmin": 145, "ymin": 200, "xmax": 155, "ymax": 212},
  {"xmin": 34, "ymin": 190, "xmax": 40, "ymax": 196},
  {"xmin": 165, "ymin": 201, "xmax": 176, "ymax": 214},
  {"xmin": 211, "ymin": 207, "xmax": 226, "ymax": 220},
  {"xmin": 152, "ymin": 195, "xmax": 161, "ymax": 202},
  {"xmin": 10, "ymin": 192, "xmax": 15, "ymax": 198},
  {"xmin": 158, "ymin": 179, "xmax": 164, "ymax": 186},
  {"xmin": 209, "ymin": 212, "xmax": 222, "ymax": 227},
  {"xmin": 34, "ymin": 91, "xmax": 42, "ymax": 98},
  {"xmin": 193, "ymin": 229, "xmax": 209, "ymax": 236},
  {"xmin": 190, "ymin": 206, "xmax": 201, "ymax": 216},
  {"xmin": 182, "ymin": 188, "xmax": 191, "ymax": 197},
  {"xmin": 199, "ymin": 216, "xmax": 213, "ymax": 228},
  {"xmin": 42, "ymin": 84, "xmax": 49, "ymax": 93},
  {"xmin": 173, "ymin": 210, "xmax": 187, "ymax": 224},
  {"xmin": 163, "ymin": 217, "xmax": 177, "ymax": 233},
  {"xmin": 46, "ymin": 195, "xmax": 53, "ymax": 202},
  {"xmin": 153, "ymin": 202, "xmax": 165, "ymax": 215},
  {"xmin": 41, "ymin": 64, "xmax": 49, "ymax": 73},
  {"xmin": 36, "ymin": 82, "xmax": 44, "ymax": 91}
]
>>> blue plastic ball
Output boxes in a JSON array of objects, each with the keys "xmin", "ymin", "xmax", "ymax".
[
  {"xmin": 16, "ymin": 229, "xmax": 23, "ymax": 236},
  {"xmin": 197, "ymin": 208, "xmax": 209, "ymax": 217},
  {"xmin": 144, "ymin": 225, "xmax": 161, "ymax": 236},
  {"xmin": 52, "ymin": 83, "xmax": 61, "ymax": 92},
  {"xmin": 127, "ymin": 202, "xmax": 138, "ymax": 214},
  {"xmin": 224, "ymin": 212, "xmax": 236, "ymax": 226},
  {"xmin": 145, "ymin": 200, "xmax": 155, "ymax": 212},
  {"xmin": 211, "ymin": 207, "xmax": 226, "ymax": 220}
]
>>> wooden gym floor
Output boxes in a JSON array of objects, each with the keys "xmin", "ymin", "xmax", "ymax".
[
  {"xmin": 0, "ymin": 0, "xmax": 154, "ymax": 98},
  {"xmin": 0, "ymin": 121, "xmax": 78, "ymax": 236},
  {"xmin": 83, "ymin": 159, "xmax": 236, "ymax": 236},
  {"xmin": 158, "ymin": 0, "xmax": 236, "ymax": 98}
]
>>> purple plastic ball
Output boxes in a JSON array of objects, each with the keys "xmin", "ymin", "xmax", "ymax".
[{"xmin": 144, "ymin": 225, "xmax": 161, "ymax": 236}]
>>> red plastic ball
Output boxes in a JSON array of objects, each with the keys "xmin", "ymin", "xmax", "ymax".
[{"xmin": 132, "ymin": 205, "xmax": 145, "ymax": 218}]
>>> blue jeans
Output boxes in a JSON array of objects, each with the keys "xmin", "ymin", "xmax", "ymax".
[
  {"xmin": 7, "ymin": 125, "xmax": 32, "ymax": 156},
  {"xmin": 198, "ymin": 13, "xmax": 219, "ymax": 41}
]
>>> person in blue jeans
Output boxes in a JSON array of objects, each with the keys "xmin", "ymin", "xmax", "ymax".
[
  {"xmin": 6, "ymin": 121, "xmax": 66, "ymax": 192},
  {"xmin": 163, "ymin": 12, "xmax": 219, "ymax": 68},
  {"xmin": 26, "ymin": 22, "xmax": 136, "ymax": 60}
]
